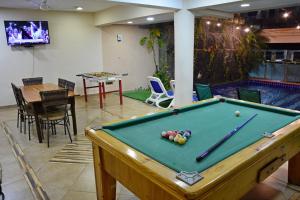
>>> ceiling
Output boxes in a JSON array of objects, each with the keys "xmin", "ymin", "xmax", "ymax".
[
  {"xmin": 1, "ymin": 0, "xmax": 300, "ymax": 13},
  {"xmin": 208, "ymin": 0, "xmax": 300, "ymax": 13},
  {"xmin": 118, "ymin": 0, "xmax": 300, "ymax": 25},
  {"xmin": 0, "ymin": 0, "xmax": 117, "ymax": 12},
  {"xmin": 1, "ymin": 0, "xmax": 300, "ymax": 25}
]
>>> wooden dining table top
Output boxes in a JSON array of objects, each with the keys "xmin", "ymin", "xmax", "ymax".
[{"xmin": 21, "ymin": 83, "xmax": 75, "ymax": 103}]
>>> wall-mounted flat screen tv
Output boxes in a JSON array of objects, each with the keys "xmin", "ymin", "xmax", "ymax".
[{"xmin": 4, "ymin": 21, "xmax": 50, "ymax": 46}]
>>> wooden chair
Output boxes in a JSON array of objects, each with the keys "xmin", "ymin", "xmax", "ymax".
[
  {"xmin": 22, "ymin": 77, "xmax": 43, "ymax": 85},
  {"xmin": 65, "ymin": 80, "xmax": 75, "ymax": 91},
  {"xmin": 11, "ymin": 83, "xmax": 35, "ymax": 138},
  {"xmin": 237, "ymin": 88, "xmax": 261, "ymax": 103},
  {"xmin": 39, "ymin": 89, "xmax": 72, "ymax": 147},
  {"xmin": 11, "ymin": 83, "xmax": 24, "ymax": 132},
  {"xmin": 58, "ymin": 78, "xmax": 67, "ymax": 88},
  {"xmin": 195, "ymin": 84, "xmax": 213, "ymax": 101}
]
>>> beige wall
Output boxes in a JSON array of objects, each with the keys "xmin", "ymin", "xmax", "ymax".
[
  {"xmin": 0, "ymin": 8, "xmax": 103, "ymax": 106},
  {"xmin": 101, "ymin": 25, "xmax": 156, "ymax": 91}
]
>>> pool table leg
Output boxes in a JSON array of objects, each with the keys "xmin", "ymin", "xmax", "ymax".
[
  {"xmin": 288, "ymin": 152, "xmax": 300, "ymax": 186},
  {"xmin": 92, "ymin": 143, "xmax": 116, "ymax": 200}
]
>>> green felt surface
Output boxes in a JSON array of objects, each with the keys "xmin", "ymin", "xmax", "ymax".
[{"xmin": 102, "ymin": 99, "xmax": 300, "ymax": 173}]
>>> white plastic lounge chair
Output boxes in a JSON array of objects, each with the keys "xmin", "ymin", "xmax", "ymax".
[{"xmin": 145, "ymin": 76, "xmax": 174, "ymax": 108}]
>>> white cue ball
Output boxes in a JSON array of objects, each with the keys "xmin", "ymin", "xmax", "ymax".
[{"xmin": 235, "ymin": 111, "xmax": 240, "ymax": 117}]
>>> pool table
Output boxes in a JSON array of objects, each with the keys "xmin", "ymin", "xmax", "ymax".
[{"xmin": 86, "ymin": 97, "xmax": 300, "ymax": 200}]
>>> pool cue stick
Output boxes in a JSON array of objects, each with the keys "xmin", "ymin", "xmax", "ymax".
[{"xmin": 196, "ymin": 113, "xmax": 258, "ymax": 162}]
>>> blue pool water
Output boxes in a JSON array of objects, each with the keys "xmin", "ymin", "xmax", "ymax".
[{"xmin": 212, "ymin": 80, "xmax": 300, "ymax": 111}]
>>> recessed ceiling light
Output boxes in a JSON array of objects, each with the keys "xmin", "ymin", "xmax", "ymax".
[
  {"xmin": 146, "ymin": 17, "xmax": 155, "ymax": 21},
  {"xmin": 244, "ymin": 27, "xmax": 250, "ymax": 33},
  {"xmin": 76, "ymin": 6, "xmax": 83, "ymax": 11},
  {"xmin": 216, "ymin": 23, "xmax": 222, "ymax": 27},
  {"xmin": 241, "ymin": 3, "xmax": 250, "ymax": 7},
  {"xmin": 297, "ymin": 25, "xmax": 300, "ymax": 30},
  {"xmin": 206, "ymin": 21, "xmax": 211, "ymax": 25},
  {"xmin": 283, "ymin": 12, "xmax": 290, "ymax": 18},
  {"xmin": 127, "ymin": 21, "xmax": 133, "ymax": 24},
  {"xmin": 236, "ymin": 26, "xmax": 240, "ymax": 30}
]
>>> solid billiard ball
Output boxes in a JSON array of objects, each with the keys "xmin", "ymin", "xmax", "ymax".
[
  {"xmin": 235, "ymin": 111, "xmax": 240, "ymax": 117},
  {"xmin": 178, "ymin": 137, "xmax": 186, "ymax": 145},
  {"xmin": 169, "ymin": 135, "xmax": 174, "ymax": 141}
]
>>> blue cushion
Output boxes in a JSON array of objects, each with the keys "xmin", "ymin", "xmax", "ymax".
[
  {"xmin": 167, "ymin": 90, "xmax": 174, "ymax": 96},
  {"xmin": 150, "ymin": 80, "xmax": 163, "ymax": 93},
  {"xmin": 193, "ymin": 94, "xmax": 198, "ymax": 102}
]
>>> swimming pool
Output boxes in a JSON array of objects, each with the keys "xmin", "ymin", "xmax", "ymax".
[{"xmin": 212, "ymin": 80, "xmax": 300, "ymax": 111}]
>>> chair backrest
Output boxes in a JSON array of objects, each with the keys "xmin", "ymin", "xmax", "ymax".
[
  {"xmin": 58, "ymin": 78, "xmax": 67, "ymax": 88},
  {"xmin": 170, "ymin": 80, "xmax": 175, "ymax": 92},
  {"xmin": 147, "ymin": 76, "xmax": 167, "ymax": 95},
  {"xmin": 65, "ymin": 80, "xmax": 75, "ymax": 91},
  {"xmin": 22, "ymin": 77, "xmax": 43, "ymax": 85},
  {"xmin": 40, "ymin": 89, "xmax": 69, "ymax": 114},
  {"xmin": 195, "ymin": 84, "xmax": 213, "ymax": 101},
  {"xmin": 11, "ymin": 83, "xmax": 23, "ymax": 108},
  {"xmin": 237, "ymin": 88, "xmax": 261, "ymax": 103},
  {"xmin": 11, "ymin": 83, "xmax": 26, "ymax": 110}
]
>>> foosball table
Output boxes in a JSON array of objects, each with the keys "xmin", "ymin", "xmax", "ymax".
[{"xmin": 76, "ymin": 72, "xmax": 127, "ymax": 109}]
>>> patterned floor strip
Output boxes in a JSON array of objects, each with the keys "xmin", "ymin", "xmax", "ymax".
[
  {"xmin": 0, "ymin": 121, "xmax": 49, "ymax": 200},
  {"xmin": 49, "ymin": 135, "xmax": 93, "ymax": 164}
]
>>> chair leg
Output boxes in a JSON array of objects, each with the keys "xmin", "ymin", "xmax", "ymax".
[
  {"xmin": 64, "ymin": 119, "xmax": 67, "ymax": 135},
  {"xmin": 17, "ymin": 110, "xmax": 20, "ymax": 128},
  {"xmin": 24, "ymin": 116, "xmax": 27, "ymax": 134},
  {"xmin": 67, "ymin": 112, "xmax": 71, "ymax": 125},
  {"xmin": 28, "ymin": 117, "xmax": 31, "ymax": 141},
  {"xmin": 54, "ymin": 123, "xmax": 56, "ymax": 135},
  {"xmin": 20, "ymin": 114, "xmax": 23, "ymax": 133},
  {"xmin": 65, "ymin": 119, "xmax": 72, "ymax": 143},
  {"xmin": 47, "ymin": 121, "xmax": 50, "ymax": 148},
  {"xmin": 40, "ymin": 120, "xmax": 44, "ymax": 140},
  {"xmin": 51, "ymin": 122, "xmax": 54, "ymax": 135}
]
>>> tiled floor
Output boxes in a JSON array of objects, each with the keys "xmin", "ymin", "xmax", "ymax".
[{"xmin": 0, "ymin": 93, "xmax": 299, "ymax": 200}]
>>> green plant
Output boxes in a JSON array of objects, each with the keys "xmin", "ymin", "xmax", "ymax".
[
  {"xmin": 140, "ymin": 28, "xmax": 164, "ymax": 72},
  {"xmin": 153, "ymin": 65, "xmax": 171, "ymax": 90},
  {"xmin": 236, "ymin": 30, "xmax": 268, "ymax": 79}
]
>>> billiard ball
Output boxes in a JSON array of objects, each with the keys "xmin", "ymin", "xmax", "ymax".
[
  {"xmin": 169, "ymin": 135, "xmax": 174, "ymax": 141},
  {"xmin": 178, "ymin": 137, "xmax": 186, "ymax": 145},
  {"xmin": 183, "ymin": 132, "xmax": 190, "ymax": 138},
  {"xmin": 174, "ymin": 134, "xmax": 180, "ymax": 142},
  {"xmin": 161, "ymin": 131, "xmax": 167, "ymax": 137},
  {"xmin": 235, "ymin": 111, "xmax": 240, "ymax": 117}
]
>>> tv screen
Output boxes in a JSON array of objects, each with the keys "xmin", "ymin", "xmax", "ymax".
[{"xmin": 4, "ymin": 21, "xmax": 50, "ymax": 46}]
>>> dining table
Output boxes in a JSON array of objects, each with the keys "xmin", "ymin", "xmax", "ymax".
[{"xmin": 20, "ymin": 83, "xmax": 77, "ymax": 143}]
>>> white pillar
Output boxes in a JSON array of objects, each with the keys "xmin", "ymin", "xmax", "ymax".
[{"xmin": 174, "ymin": 9, "xmax": 194, "ymax": 107}]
